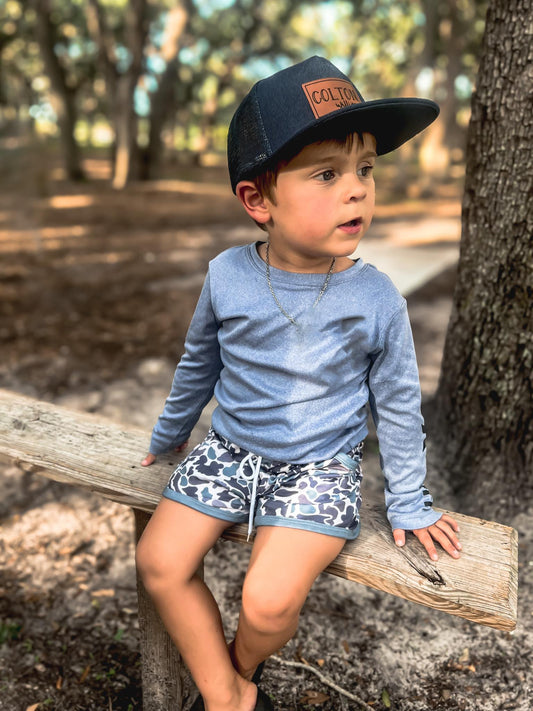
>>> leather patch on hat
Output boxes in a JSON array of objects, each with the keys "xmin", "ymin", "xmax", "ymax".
[{"xmin": 302, "ymin": 78, "xmax": 361, "ymax": 118}]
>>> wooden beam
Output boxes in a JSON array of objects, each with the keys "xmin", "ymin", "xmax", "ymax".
[
  {"xmin": 0, "ymin": 389, "xmax": 518, "ymax": 632},
  {"xmin": 134, "ymin": 509, "xmax": 185, "ymax": 711}
]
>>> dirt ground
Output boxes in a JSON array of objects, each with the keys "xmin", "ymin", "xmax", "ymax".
[{"xmin": 0, "ymin": 148, "xmax": 531, "ymax": 711}]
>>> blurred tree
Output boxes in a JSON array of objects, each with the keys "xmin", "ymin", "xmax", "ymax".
[
  {"xmin": 86, "ymin": 0, "xmax": 149, "ymax": 188},
  {"xmin": 311, "ymin": 0, "xmax": 488, "ymax": 194},
  {"xmin": 0, "ymin": 6, "xmax": 18, "ymax": 111},
  {"xmin": 140, "ymin": 3, "xmax": 190, "ymax": 179},
  {"xmin": 152, "ymin": 0, "xmax": 328, "ymax": 171},
  {"xmin": 417, "ymin": 0, "xmax": 488, "ymax": 188},
  {"xmin": 32, "ymin": 0, "xmax": 85, "ymax": 179},
  {"xmin": 431, "ymin": 0, "xmax": 533, "ymax": 519},
  {"xmin": 0, "ymin": 0, "xmax": 490, "ymax": 187}
]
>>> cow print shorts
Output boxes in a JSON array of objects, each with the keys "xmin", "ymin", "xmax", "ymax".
[{"xmin": 163, "ymin": 428, "xmax": 363, "ymax": 540}]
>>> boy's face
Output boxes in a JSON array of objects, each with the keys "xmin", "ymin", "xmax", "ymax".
[{"xmin": 260, "ymin": 132, "xmax": 376, "ymax": 271}]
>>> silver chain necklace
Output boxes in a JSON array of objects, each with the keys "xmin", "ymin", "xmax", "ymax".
[{"xmin": 265, "ymin": 243, "xmax": 336, "ymax": 326}]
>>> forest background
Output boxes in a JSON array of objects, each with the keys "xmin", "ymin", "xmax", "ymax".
[{"xmin": 1, "ymin": 0, "xmax": 486, "ymax": 187}]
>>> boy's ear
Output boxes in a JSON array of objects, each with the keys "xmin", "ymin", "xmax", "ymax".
[{"xmin": 235, "ymin": 181, "xmax": 272, "ymax": 225}]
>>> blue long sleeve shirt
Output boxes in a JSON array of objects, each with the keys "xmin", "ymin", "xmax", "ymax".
[{"xmin": 149, "ymin": 242, "xmax": 442, "ymax": 531}]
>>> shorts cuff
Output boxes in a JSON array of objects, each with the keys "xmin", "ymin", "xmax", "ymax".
[
  {"xmin": 163, "ymin": 487, "xmax": 248, "ymax": 524},
  {"xmin": 254, "ymin": 515, "xmax": 360, "ymax": 540}
]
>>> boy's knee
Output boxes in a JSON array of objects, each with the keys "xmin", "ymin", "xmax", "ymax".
[
  {"xmin": 135, "ymin": 536, "xmax": 171, "ymax": 592},
  {"xmin": 136, "ymin": 532, "xmax": 201, "ymax": 596},
  {"xmin": 135, "ymin": 537, "xmax": 156, "ymax": 585},
  {"xmin": 242, "ymin": 576, "xmax": 302, "ymax": 634}
]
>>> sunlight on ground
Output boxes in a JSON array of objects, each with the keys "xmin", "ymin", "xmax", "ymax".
[
  {"xmin": 0, "ymin": 226, "xmax": 90, "ymax": 253},
  {"xmin": 81, "ymin": 159, "xmax": 112, "ymax": 181},
  {"xmin": 376, "ymin": 199, "xmax": 461, "ymax": 219},
  {"xmin": 47, "ymin": 195, "xmax": 96, "ymax": 209},
  {"xmin": 139, "ymin": 179, "xmax": 231, "ymax": 196},
  {"xmin": 55, "ymin": 251, "xmax": 136, "ymax": 267}
]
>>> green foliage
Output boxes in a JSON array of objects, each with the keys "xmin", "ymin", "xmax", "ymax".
[
  {"xmin": 0, "ymin": 620, "xmax": 22, "ymax": 644},
  {"xmin": 0, "ymin": 0, "xmax": 489, "ymax": 169}
]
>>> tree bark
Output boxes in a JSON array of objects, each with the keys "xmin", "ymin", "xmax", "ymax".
[
  {"xmin": 141, "ymin": 5, "xmax": 189, "ymax": 180},
  {"xmin": 33, "ymin": 0, "xmax": 84, "ymax": 180},
  {"xmin": 418, "ymin": 0, "xmax": 462, "ymax": 188},
  {"xmin": 431, "ymin": 0, "xmax": 533, "ymax": 520},
  {"xmin": 112, "ymin": 0, "xmax": 148, "ymax": 189}
]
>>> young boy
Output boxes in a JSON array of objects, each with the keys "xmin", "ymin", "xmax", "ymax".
[{"xmin": 136, "ymin": 56, "xmax": 461, "ymax": 711}]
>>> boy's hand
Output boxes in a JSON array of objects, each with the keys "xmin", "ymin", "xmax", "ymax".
[
  {"xmin": 141, "ymin": 441, "xmax": 189, "ymax": 467},
  {"xmin": 393, "ymin": 514, "xmax": 461, "ymax": 561}
]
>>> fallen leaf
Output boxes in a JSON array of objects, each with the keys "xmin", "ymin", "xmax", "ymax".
[
  {"xmin": 79, "ymin": 664, "xmax": 91, "ymax": 683},
  {"xmin": 458, "ymin": 647, "xmax": 470, "ymax": 663},
  {"xmin": 91, "ymin": 588, "xmax": 115, "ymax": 598},
  {"xmin": 381, "ymin": 689, "xmax": 391, "ymax": 708},
  {"xmin": 447, "ymin": 660, "xmax": 476, "ymax": 673},
  {"xmin": 316, "ymin": 658, "xmax": 325, "ymax": 667},
  {"xmin": 56, "ymin": 676, "xmax": 63, "ymax": 690},
  {"xmin": 299, "ymin": 689, "xmax": 329, "ymax": 705},
  {"xmin": 26, "ymin": 704, "xmax": 41, "ymax": 711},
  {"xmin": 342, "ymin": 640, "xmax": 350, "ymax": 653}
]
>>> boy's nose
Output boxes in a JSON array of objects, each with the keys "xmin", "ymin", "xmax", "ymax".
[{"xmin": 344, "ymin": 174, "xmax": 367, "ymax": 201}]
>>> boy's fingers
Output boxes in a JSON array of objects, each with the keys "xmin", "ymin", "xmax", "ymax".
[
  {"xmin": 434, "ymin": 518, "xmax": 462, "ymax": 550},
  {"xmin": 415, "ymin": 529, "xmax": 439, "ymax": 561},
  {"xmin": 393, "ymin": 529, "xmax": 406, "ymax": 548},
  {"xmin": 428, "ymin": 525, "xmax": 461, "ymax": 559},
  {"xmin": 396, "ymin": 516, "xmax": 463, "ymax": 563},
  {"xmin": 440, "ymin": 513, "xmax": 460, "ymax": 532}
]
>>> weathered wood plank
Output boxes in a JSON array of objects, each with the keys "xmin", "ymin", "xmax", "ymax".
[
  {"xmin": 134, "ymin": 510, "xmax": 184, "ymax": 711},
  {"xmin": 0, "ymin": 389, "xmax": 518, "ymax": 631}
]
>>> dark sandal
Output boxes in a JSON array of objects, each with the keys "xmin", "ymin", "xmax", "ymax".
[
  {"xmin": 255, "ymin": 686, "xmax": 274, "ymax": 710},
  {"xmin": 251, "ymin": 660, "xmax": 265, "ymax": 684},
  {"xmin": 190, "ymin": 694, "xmax": 204, "ymax": 710}
]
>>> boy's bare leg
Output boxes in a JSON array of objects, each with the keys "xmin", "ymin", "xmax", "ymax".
[
  {"xmin": 231, "ymin": 526, "xmax": 346, "ymax": 679},
  {"xmin": 136, "ymin": 499, "xmax": 257, "ymax": 711}
]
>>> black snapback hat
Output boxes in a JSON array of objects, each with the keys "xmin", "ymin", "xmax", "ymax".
[{"xmin": 228, "ymin": 55, "xmax": 439, "ymax": 193}]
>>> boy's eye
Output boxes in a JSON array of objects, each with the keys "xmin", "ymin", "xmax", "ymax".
[
  {"xmin": 358, "ymin": 165, "xmax": 374, "ymax": 178},
  {"xmin": 317, "ymin": 170, "xmax": 336, "ymax": 181}
]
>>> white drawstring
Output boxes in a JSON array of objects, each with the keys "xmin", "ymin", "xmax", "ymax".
[{"xmin": 237, "ymin": 452, "xmax": 263, "ymax": 541}]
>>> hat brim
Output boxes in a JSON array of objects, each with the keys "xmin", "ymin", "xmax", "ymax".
[
  {"xmin": 231, "ymin": 97, "xmax": 439, "ymax": 190},
  {"xmin": 274, "ymin": 98, "xmax": 439, "ymax": 161}
]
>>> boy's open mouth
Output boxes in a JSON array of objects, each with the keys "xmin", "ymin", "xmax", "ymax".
[{"xmin": 338, "ymin": 218, "xmax": 362, "ymax": 232}]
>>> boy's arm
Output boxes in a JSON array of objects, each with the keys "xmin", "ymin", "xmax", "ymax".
[
  {"xmin": 368, "ymin": 303, "xmax": 461, "ymax": 560},
  {"xmin": 143, "ymin": 271, "xmax": 222, "ymax": 463}
]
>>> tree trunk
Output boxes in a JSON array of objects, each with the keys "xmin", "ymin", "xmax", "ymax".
[
  {"xmin": 141, "ymin": 5, "xmax": 189, "ymax": 180},
  {"xmin": 112, "ymin": 76, "xmax": 140, "ymax": 189},
  {"xmin": 418, "ymin": 0, "xmax": 462, "ymax": 189},
  {"xmin": 431, "ymin": 0, "xmax": 533, "ymax": 521},
  {"xmin": 111, "ymin": 0, "xmax": 148, "ymax": 189},
  {"xmin": 33, "ymin": 0, "xmax": 84, "ymax": 180}
]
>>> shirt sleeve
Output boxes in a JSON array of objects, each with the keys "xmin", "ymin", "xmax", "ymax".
[
  {"xmin": 367, "ymin": 302, "xmax": 442, "ymax": 531},
  {"xmin": 149, "ymin": 271, "xmax": 223, "ymax": 455}
]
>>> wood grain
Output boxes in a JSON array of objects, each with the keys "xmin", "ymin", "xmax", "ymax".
[{"xmin": 0, "ymin": 389, "xmax": 518, "ymax": 631}]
